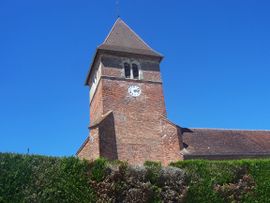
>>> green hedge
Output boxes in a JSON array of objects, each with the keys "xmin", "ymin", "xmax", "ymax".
[
  {"xmin": 0, "ymin": 153, "xmax": 96, "ymax": 203},
  {"xmin": 171, "ymin": 159, "xmax": 270, "ymax": 203},
  {"xmin": 1, "ymin": 153, "xmax": 270, "ymax": 202}
]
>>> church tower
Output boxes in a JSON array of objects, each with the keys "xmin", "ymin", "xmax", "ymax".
[{"xmin": 77, "ymin": 18, "xmax": 183, "ymax": 165}]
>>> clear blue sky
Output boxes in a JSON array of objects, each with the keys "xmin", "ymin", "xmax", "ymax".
[{"xmin": 1, "ymin": 0, "xmax": 270, "ymax": 156}]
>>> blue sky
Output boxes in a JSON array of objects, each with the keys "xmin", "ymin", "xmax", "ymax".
[{"xmin": 0, "ymin": 0, "xmax": 270, "ymax": 156}]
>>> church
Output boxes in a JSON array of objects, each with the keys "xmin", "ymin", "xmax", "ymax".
[{"xmin": 76, "ymin": 18, "xmax": 270, "ymax": 165}]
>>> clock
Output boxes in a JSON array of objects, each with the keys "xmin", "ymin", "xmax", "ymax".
[{"xmin": 128, "ymin": 85, "xmax": 141, "ymax": 97}]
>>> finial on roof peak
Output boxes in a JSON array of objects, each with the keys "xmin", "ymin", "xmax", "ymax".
[{"xmin": 115, "ymin": 0, "xmax": 120, "ymax": 19}]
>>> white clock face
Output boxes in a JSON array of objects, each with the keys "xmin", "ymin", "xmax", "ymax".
[{"xmin": 128, "ymin": 85, "xmax": 141, "ymax": 97}]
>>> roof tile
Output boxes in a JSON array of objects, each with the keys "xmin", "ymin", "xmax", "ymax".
[
  {"xmin": 99, "ymin": 18, "xmax": 162, "ymax": 57},
  {"xmin": 182, "ymin": 128, "xmax": 270, "ymax": 157}
]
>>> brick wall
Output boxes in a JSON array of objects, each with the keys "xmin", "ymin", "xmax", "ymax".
[
  {"xmin": 101, "ymin": 54, "xmax": 162, "ymax": 82},
  {"xmin": 77, "ymin": 128, "xmax": 100, "ymax": 161},
  {"xmin": 101, "ymin": 77, "xmax": 167, "ymax": 165},
  {"xmin": 160, "ymin": 117, "xmax": 184, "ymax": 165},
  {"xmin": 77, "ymin": 138, "xmax": 91, "ymax": 160},
  {"xmin": 99, "ymin": 112, "xmax": 118, "ymax": 160},
  {"xmin": 90, "ymin": 81, "xmax": 103, "ymax": 123},
  {"xmin": 78, "ymin": 53, "xmax": 183, "ymax": 165}
]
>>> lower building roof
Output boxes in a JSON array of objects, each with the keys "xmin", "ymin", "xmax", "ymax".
[{"xmin": 181, "ymin": 128, "xmax": 270, "ymax": 159}]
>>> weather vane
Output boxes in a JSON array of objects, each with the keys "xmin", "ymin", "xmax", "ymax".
[{"xmin": 116, "ymin": 0, "xmax": 120, "ymax": 18}]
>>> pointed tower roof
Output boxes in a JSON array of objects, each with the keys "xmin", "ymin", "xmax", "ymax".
[
  {"xmin": 97, "ymin": 18, "xmax": 162, "ymax": 57},
  {"xmin": 85, "ymin": 18, "xmax": 163, "ymax": 85}
]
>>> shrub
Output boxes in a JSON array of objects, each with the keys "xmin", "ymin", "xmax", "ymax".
[
  {"xmin": 89, "ymin": 157, "xmax": 108, "ymax": 182},
  {"xmin": 0, "ymin": 153, "xmax": 96, "ymax": 202},
  {"xmin": 1, "ymin": 153, "xmax": 270, "ymax": 202},
  {"xmin": 158, "ymin": 166, "xmax": 188, "ymax": 202},
  {"xmin": 144, "ymin": 161, "xmax": 162, "ymax": 184},
  {"xmin": 171, "ymin": 159, "xmax": 270, "ymax": 203}
]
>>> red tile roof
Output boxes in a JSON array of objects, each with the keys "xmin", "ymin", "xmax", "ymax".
[{"xmin": 181, "ymin": 128, "xmax": 270, "ymax": 159}]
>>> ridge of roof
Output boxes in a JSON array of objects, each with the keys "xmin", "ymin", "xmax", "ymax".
[
  {"xmin": 183, "ymin": 152, "xmax": 270, "ymax": 156},
  {"xmin": 187, "ymin": 128, "xmax": 270, "ymax": 132}
]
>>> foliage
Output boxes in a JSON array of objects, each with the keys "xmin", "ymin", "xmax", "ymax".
[
  {"xmin": 144, "ymin": 161, "xmax": 162, "ymax": 184},
  {"xmin": 1, "ymin": 153, "xmax": 270, "ymax": 202},
  {"xmin": 0, "ymin": 153, "xmax": 96, "ymax": 203},
  {"xmin": 171, "ymin": 159, "xmax": 270, "ymax": 203},
  {"xmin": 214, "ymin": 174, "xmax": 255, "ymax": 202},
  {"xmin": 89, "ymin": 157, "xmax": 108, "ymax": 182}
]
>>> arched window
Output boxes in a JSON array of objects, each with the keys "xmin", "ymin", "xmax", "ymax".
[
  {"xmin": 132, "ymin": 63, "xmax": 139, "ymax": 79},
  {"xmin": 124, "ymin": 63, "xmax": 131, "ymax": 78},
  {"xmin": 123, "ymin": 61, "xmax": 141, "ymax": 79}
]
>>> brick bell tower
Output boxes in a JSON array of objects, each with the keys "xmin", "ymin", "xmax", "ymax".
[{"xmin": 77, "ymin": 18, "xmax": 184, "ymax": 165}]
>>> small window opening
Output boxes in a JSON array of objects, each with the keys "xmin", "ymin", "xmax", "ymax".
[
  {"xmin": 132, "ymin": 64, "xmax": 139, "ymax": 79},
  {"xmin": 124, "ymin": 63, "xmax": 131, "ymax": 78}
]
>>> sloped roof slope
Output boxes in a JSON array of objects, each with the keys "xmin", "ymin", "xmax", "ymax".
[
  {"xmin": 181, "ymin": 128, "xmax": 270, "ymax": 159},
  {"xmin": 98, "ymin": 18, "xmax": 162, "ymax": 57}
]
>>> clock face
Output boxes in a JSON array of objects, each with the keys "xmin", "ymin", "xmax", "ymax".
[{"xmin": 128, "ymin": 85, "xmax": 141, "ymax": 97}]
